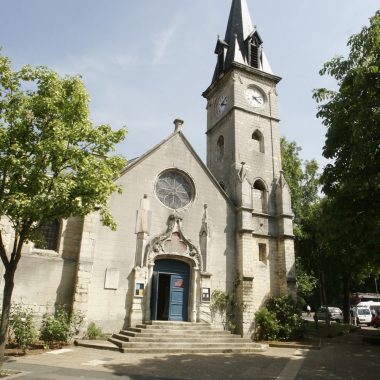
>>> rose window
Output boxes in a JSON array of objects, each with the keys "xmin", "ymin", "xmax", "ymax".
[{"xmin": 155, "ymin": 170, "xmax": 194, "ymax": 209}]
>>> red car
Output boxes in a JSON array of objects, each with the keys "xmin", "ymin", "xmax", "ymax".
[{"xmin": 372, "ymin": 314, "xmax": 380, "ymax": 328}]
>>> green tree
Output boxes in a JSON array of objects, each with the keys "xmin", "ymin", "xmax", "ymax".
[
  {"xmin": 0, "ymin": 54, "xmax": 126, "ymax": 362},
  {"xmin": 280, "ymin": 138, "xmax": 319, "ymax": 236},
  {"xmin": 313, "ymin": 11, "xmax": 380, "ymax": 321},
  {"xmin": 280, "ymin": 137, "xmax": 320, "ymax": 303}
]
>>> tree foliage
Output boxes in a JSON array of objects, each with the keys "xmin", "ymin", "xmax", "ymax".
[
  {"xmin": 313, "ymin": 12, "xmax": 380, "ymax": 319},
  {"xmin": 280, "ymin": 137, "xmax": 320, "ymax": 303},
  {"xmin": 313, "ymin": 11, "xmax": 380, "ymax": 261},
  {"xmin": 0, "ymin": 53, "xmax": 126, "ymax": 362},
  {"xmin": 280, "ymin": 138, "xmax": 319, "ymax": 237}
]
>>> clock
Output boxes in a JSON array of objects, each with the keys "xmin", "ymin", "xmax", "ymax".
[
  {"xmin": 215, "ymin": 94, "xmax": 228, "ymax": 116},
  {"xmin": 245, "ymin": 87, "xmax": 265, "ymax": 108}
]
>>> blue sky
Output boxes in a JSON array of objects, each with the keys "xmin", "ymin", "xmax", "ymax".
[{"xmin": 1, "ymin": 0, "xmax": 379, "ymax": 169}]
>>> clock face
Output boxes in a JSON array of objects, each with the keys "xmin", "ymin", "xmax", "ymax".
[
  {"xmin": 245, "ymin": 87, "xmax": 265, "ymax": 108},
  {"xmin": 215, "ymin": 94, "xmax": 228, "ymax": 116}
]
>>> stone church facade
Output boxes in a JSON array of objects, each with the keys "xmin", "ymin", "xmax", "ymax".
[{"xmin": 0, "ymin": 0, "xmax": 296, "ymax": 336}]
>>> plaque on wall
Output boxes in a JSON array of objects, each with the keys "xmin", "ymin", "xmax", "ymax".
[
  {"xmin": 201, "ymin": 287, "xmax": 210, "ymax": 302},
  {"xmin": 104, "ymin": 268, "xmax": 119, "ymax": 290},
  {"xmin": 135, "ymin": 283, "xmax": 145, "ymax": 297}
]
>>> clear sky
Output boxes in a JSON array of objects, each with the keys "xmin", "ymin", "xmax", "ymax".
[{"xmin": 1, "ymin": 0, "xmax": 379, "ymax": 169}]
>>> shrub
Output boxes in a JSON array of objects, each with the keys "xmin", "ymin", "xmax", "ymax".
[
  {"xmin": 255, "ymin": 295, "xmax": 303, "ymax": 341},
  {"xmin": 40, "ymin": 305, "xmax": 84, "ymax": 344},
  {"xmin": 210, "ymin": 290, "xmax": 230, "ymax": 319},
  {"xmin": 254, "ymin": 307, "xmax": 279, "ymax": 340},
  {"xmin": 86, "ymin": 322, "xmax": 104, "ymax": 340},
  {"xmin": 9, "ymin": 303, "xmax": 37, "ymax": 350},
  {"xmin": 210, "ymin": 275, "xmax": 246, "ymax": 333}
]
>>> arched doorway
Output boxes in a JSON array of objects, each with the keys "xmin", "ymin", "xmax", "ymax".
[{"xmin": 151, "ymin": 259, "xmax": 190, "ymax": 321}]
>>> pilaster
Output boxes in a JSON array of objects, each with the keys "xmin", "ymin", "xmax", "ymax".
[{"xmin": 72, "ymin": 212, "xmax": 99, "ymax": 315}]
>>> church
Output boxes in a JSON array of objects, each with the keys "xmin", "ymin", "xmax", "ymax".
[{"xmin": 1, "ymin": 0, "xmax": 296, "ymax": 336}]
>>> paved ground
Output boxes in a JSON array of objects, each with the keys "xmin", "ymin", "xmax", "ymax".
[
  {"xmin": 3, "ymin": 346, "xmax": 302, "ymax": 380},
  {"xmin": 3, "ymin": 331, "xmax": 380, "ymax": 380},
  {"xmin": 296, "ymin": 332, "xmax": 380, "ymax": 380}
]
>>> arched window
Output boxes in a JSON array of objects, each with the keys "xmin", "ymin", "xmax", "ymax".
[
  {"xmin": 258, "ymin": 243, "xmax": 267, "ymax": 263},
  {"xmin": 253, "ymin": 179, "xmax": 268, "ymax": 213},
  {"xmin": 35, "ymin": 219, "xmax": 60, "ymax": 250},
  {"xmin": 252, "ymin": 130, "xmax": 264, "ymax": 153},
  {"xmin": 217, "ymin": 135, "xmax": 224, "ymax": 160}
]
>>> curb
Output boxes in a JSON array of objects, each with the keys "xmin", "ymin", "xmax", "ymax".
[{"xmin": 266, "ymin": 339, "xmax": 322, "ymax": 350}]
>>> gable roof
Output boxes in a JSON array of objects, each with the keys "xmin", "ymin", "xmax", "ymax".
[{"xmin": 120, "ymin": 129, "xmax": 236, "ymax": 208}]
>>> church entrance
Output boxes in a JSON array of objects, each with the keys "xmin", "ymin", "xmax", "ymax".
[{"xmin": 151, "ymin": 259, "xmax": 190, "ymax": 321}]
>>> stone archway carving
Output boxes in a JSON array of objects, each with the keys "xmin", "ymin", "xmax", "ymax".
[
  {"xmin": 143, "ymin": 214, "xmax": 202, "ymax": 323},
  {"xmin": 144, "ymin": 214, "xmax": 203, "ymax": 271}
]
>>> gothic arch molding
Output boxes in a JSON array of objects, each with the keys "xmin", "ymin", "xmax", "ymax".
[
  {"xmin": 251, "ymin": 129, "xmax": 265, "ymax": 153},
  {"xmin": 253, "ymin": 177, "xmax": 268, "ymax": 191},
  {"xmin": 144, "ymin": 215, "xmax": 203, "ymax": 271}
]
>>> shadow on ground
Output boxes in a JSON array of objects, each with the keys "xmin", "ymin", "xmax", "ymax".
[{"xmin": 104, "ymin": 353, "xmax": 289, "ymax": 380}]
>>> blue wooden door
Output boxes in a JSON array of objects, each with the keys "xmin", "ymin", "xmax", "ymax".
[
  {"xmin": 169, "ymin": 273, "xmax": 189, "ymax": 321},
  {"xmin": 151, "ymin": 259, "xmax": 190, "ymax": 322}
]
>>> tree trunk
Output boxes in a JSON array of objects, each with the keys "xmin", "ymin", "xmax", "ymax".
[
  {"xmin": 0, "ymin": 265, "xmax": 16, "ymax": 365},
  {"xmin": 342, "ymin": 274, "xmax": 350, "ymax": 324},
  {"xmin": 321, "ymin": 271, "xmax": 330, "ymax": 326}
]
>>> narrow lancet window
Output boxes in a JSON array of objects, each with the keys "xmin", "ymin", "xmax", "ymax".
[
  {"xmin": 217, "ymin": 135, "xmax": 225, "ymax": 160},
  {"xmin": 252, "ymin": 130, "xmax": 264, "ymax": 153},
  {"xmin": 253, "ymin": 179, "xmax": 268, "ymax": 213}
]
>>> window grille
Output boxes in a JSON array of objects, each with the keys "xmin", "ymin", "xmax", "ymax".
[
  {"xmin": 156, "ymin": 170, "xmax": 194, "ymax": 209},
  {"xmin": 35, "ymin": 219, "xmax": 60, "ymax": 250}
]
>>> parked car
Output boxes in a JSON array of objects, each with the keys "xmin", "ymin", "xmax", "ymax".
[
  {"xmin": 315, "ymin": 306, "xmax": 343, "ymax": 323},
  {"xmin": 352, "ymin": 306, "xmax": 372, "ymax": 326},
  {"xmin": 371, "ymin": 312, "xmax": 380, "ymax": 328}
]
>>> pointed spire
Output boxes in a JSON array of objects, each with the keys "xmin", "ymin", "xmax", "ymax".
[
  {"xmin": 211, "ymin": 0, "xmax": 272, "ymax": 83},
  {"xmin": 225, "ymin": 0, "xmax": 254, "ymax": 44}
]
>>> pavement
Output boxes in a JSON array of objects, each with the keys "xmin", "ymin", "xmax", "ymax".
[
  {"xmin": 2, "ymin": 330, "xmax": 380, "ymax": 380},
  {"xmin": 3, "ymin": 345, "xmax": 304, "ymax": 380}
]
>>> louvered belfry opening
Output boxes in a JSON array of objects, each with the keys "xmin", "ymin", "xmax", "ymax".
[{"xmin": 248, "ymin": 34, "xmax": 262, "ymax": 69}]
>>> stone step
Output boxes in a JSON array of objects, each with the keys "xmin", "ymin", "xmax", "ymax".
[
  {"xmin": 120, "ymin": 328, "xmax": 232, "ymax": 337},
  {"xmin": 76, "ymin": 338, "xmax": 267, "ymax": 354},
  {"xmin": 74, "ymin": 339, "xmax": 121, "ymax": 352},
  {"xmin": 109, "ymin": 337, "xmax": 264, "ymax": 350},
  {"xmin": 89, "ymin": 322, "xmax": 268, "ymax": 354},
  {"xmin": 135, "ymin": 323, "xmax": 219, "ymax": 331},
  {"xmin": 145, "ymin": 321, "xmax": 209, "ymax": 326},
  {"xmin": 111, "ymin": 333, "xmax": 251, "ymax": 343},
  {"xmin": 120, "ymin": 346, "xmax": 268, "ymax": 354}
]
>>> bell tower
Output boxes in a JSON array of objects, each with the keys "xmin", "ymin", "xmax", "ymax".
[{"xmin": 203, "ymin": 0, "xmax": 296, "ymax": 335}]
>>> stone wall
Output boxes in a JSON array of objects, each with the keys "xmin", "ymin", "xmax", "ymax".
[{"xmin": 0, "ymin": 216, "xmax": 83, "ymax": 319}]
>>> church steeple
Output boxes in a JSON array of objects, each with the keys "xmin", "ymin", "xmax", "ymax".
[
  {"xmin": 225, "ymin": 0, "xmax": 254, "ymax": 44},
  {"xmin": 212, "ymin": 0, "xmax": 272, "ymax": 83}
]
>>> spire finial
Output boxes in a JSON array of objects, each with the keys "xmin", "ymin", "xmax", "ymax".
[{"xmin": 173, "ymin": 118, "xmax": 184, "ymax": 132}]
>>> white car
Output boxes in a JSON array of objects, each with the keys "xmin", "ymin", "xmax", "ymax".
[{"xmin": 352, "ymin": 306, "xmax": 372, "ymax": 326}]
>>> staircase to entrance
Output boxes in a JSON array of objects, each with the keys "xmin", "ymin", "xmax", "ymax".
[{"xmin": 77, "ymin": 321, "xmax": 268, "ymax": 353}]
